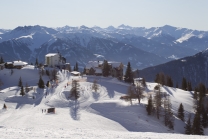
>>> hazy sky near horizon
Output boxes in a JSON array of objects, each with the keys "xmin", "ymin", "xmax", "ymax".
[{"xmin": 0, "ymin": 0, "xmax": 207, "ymax": 30}]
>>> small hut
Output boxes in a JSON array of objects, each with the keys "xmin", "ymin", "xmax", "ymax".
[{"xmin": 47, "ymin": 107, "xmax": 55, "ymax": 113}]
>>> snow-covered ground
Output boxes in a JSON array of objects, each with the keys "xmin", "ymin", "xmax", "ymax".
[{"xmin": 0, "ymin": 66, "xmax": 208, "ymax": 138}]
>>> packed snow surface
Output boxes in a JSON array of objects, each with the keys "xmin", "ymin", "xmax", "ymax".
[{"xmin": 0, "ymin": 67, "xmax": 208, "ymax": 138}]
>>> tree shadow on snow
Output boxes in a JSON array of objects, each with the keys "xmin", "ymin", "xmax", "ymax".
[
  {"xmin": 69, "ymin": 100, "xmax": 80, "ymax": 120},
  {"xmin": 92, "ymin": 92, "xmax": 100, "ymax": 101},
  {"xmin": 163, "ymin": 86, "xmax": 173, "ymax": 97}
]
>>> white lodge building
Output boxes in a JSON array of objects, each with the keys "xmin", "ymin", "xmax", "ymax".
[{"xmin": 45, "ymin": 53, "xmax": 59, "ymax": 67}]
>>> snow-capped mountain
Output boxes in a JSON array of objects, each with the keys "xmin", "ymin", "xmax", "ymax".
[{"xmin": 0, "ymin": 24, "xmax": 208, "ymax": 69}]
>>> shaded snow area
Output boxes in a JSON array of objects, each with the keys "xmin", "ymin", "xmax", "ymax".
[{"xmin": 0, "ymin": 67, "xmax": 208, "ymax": 138}]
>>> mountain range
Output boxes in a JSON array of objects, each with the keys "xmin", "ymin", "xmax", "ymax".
[
  {"xmin": 139, "ymin": 48, "xmax": 208, "ymax": 87},
  {"xmin": 0, "ymin": 25, "xmax": 208, "ymax": 69}
]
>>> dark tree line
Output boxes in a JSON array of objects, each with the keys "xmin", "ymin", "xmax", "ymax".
[{"xmin": 155, "ymin": 73, "xmax": 173, "ymax": 87}]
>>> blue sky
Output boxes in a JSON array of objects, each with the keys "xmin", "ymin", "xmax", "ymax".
[{"xmin": 0, "ymin": 0, "xmax": 207, "ymax": 30}]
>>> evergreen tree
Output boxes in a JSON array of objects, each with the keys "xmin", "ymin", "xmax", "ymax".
[
  {"xmin": 38, "ymin": 76, "xmax": 45, "ymax": 89},
  {"xmin": 154, "ymin": 73, "xmax": 160, "ymax": 83},
  {"xmin": 181, "ymin": 77, "xmax": 187, "ymax": 91},
  {"xmin": 0, "ymin": 56, "xmax": 4, "ymax": 64},
  {"xmin": 92, "ymin": 79, "xmax": 99, "ymax": 92},
  {"xmin": 201, "ymin": 105, "xmax": 208, "ymax": 128},
  {"xmin": 192, "ymin": 112, "xmax": 204, "ymax": 135},
  {"xmin": 73, "ymin": 62, "xmax": 79, "ymax": 71},
  {"xmin": 153, "ymin": 85, "xmax": 162, "ymax": 119},
  {"xmin": 187, "ymin": 81, "xmax": 192, "ymax": 91},
  {"xmin": 146, "ymin": 95, "xmax": 153, "ymax": 115},
  {"xmin": 3, "ymin": 103, "xmax": 7, "ymax": 109},
  {"xmin": 164, "ymin": 95, "xmax": 174, "ymax": 129},
  {"xmin": 193, "ymin": 87, "xmax": 198, "ymax": 100},
  {"xmin": 35, "ymin": 58, "xmax": 39, "ymax": 67},
  {"xmin": 46, "ymin": 81, "xmax": 50, "ymax": 88},
  {"xmin": 154, "ymin": 73, "xmax": 165, "ymax": 86},
  {"xmin": 18, "ymin": 77, "xmax": 23, "ymax": 87},
  {"xmin": 198, "ymin": 83, "xmax": 206, "ymax": 101},
  {"xmin": 20, "ymin": 86, "xmax": 25, "ymax": 96},
  {"xmin": 166, "ymin": 75, "xmax": 173, "ymax": 87},
  {"xmin": 70, "ymin": 80, "xmax": 80, "ymax": 100},
  {"xmin": 124, "ymin": 62, "xmax": 133, "ymax": 83},
  {"xmin": 102, "ymin": 60, "xmax": 110, "ymax": 77},
  {"xmin": 184, "ymin": 116, "xmax": 192, "ymax": 135},
  {"xmin": 177, "ymin": 103, "xmax": 185, "ymax": 121}
]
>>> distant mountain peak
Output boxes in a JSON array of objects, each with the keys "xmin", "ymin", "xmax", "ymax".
[{"xmin": 118, "ymin": 24, "xmax": 132, "ymax": 29}]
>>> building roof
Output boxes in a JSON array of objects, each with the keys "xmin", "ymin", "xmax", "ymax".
[
  {"xmin": 13, "ymin": 61, "xmax": 28, "ymax": 66},
  {"xmin": 71, "ymin": 71, "xmax": 80, "ymax": 75},
  {"xmin": 134, "ymin": 78, "xmax": 143, "ymax": 81},
  {"xmin": 45, "ymin": 53, "xmax": 58, "ymax": 57},
  {"xmin": 85, "ymin": 61, "xmax": 102, "ymax": 69}
]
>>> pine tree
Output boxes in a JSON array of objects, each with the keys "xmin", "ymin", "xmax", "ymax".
[
  {"xmin": 187, "ymin": 81, "xmax": 192, "ymax": 91},
  {"xmin": 192, "ymin": 112, "xmax": 204, "ymax": 135},
  {"xmin": 178, "ymin": 103, "xmax": 185, "ymax": 121},
  {"xmin": 153, "ymin": 85, "xmax": 162, "ymax": 119},
  {"xmin": 35, "ymin": 58, "xmax": 39, "ymax": 67},
  {"xmin": 46, "ymin": 81, "xmax": 50, "ymax": 88},
  {"xmin": 124, "ymin": 62, "xmax": 133, "ymax": 83},
  {"xmin": 181, "ymin": 77, "xmax": 187, "ymax": 91},
  {"xmin": 164, "ymin": 95, "xmax": 174, "ymax": 129},
  {"xmin": 166, "ymin": 75, "xmax": 173, "ymax": 87},
  {"xmin": 75, "ymin": 62, "xmax": 78, "ymax": 72},
  {"xmin": 154, "ymin": 73, "xmax": 160, "ymax": 83},
  {"xmin": 102, "ymin": 60, "xmax": 110, "ymax": 77},
  {"xmin": 0, "ymin": 56, "xmax": 4, "ymax": 64},
  {"xmin": 20, "ymin": 86, "xmax": 25, "ymax": 96},
  {"xmin": 193, "ymin": 87, "xmax": 198, "ymax": 100},
  {"xmin": 92, "ymin": 79, "xmax": 99, "ymax": 92},
  {"xmin": 70, "ymin": 80, "xmax": 80, "ymax": 100},
  {"xmin": 18, "ymin": 77, "xmax": 23, "ymax": 87},
  {"xmin": 146, "ymin": 95, "xmax": 153, "ymax": 115},
  {"xmin": 201, "ymin": 105, "xmax": 208, "ymax": 128},
  {"xmin": 184, "ymin": 116, "xmax": 192, "ymax": 135},
  {"xmin": 38, "ymin": 76, "xmax": 45, "ymax": 89},
  {"xmin": 3, "ymin": 103, "xmax": 7, "ymax": 109},
  {"xmin": 198, "ymin": 83, "xmax": 206, "ymax": 101}
]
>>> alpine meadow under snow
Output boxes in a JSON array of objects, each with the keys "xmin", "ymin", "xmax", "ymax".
[{"xmin": 0, "ymin": 66, "xmax": 208, "ymax": 138}]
